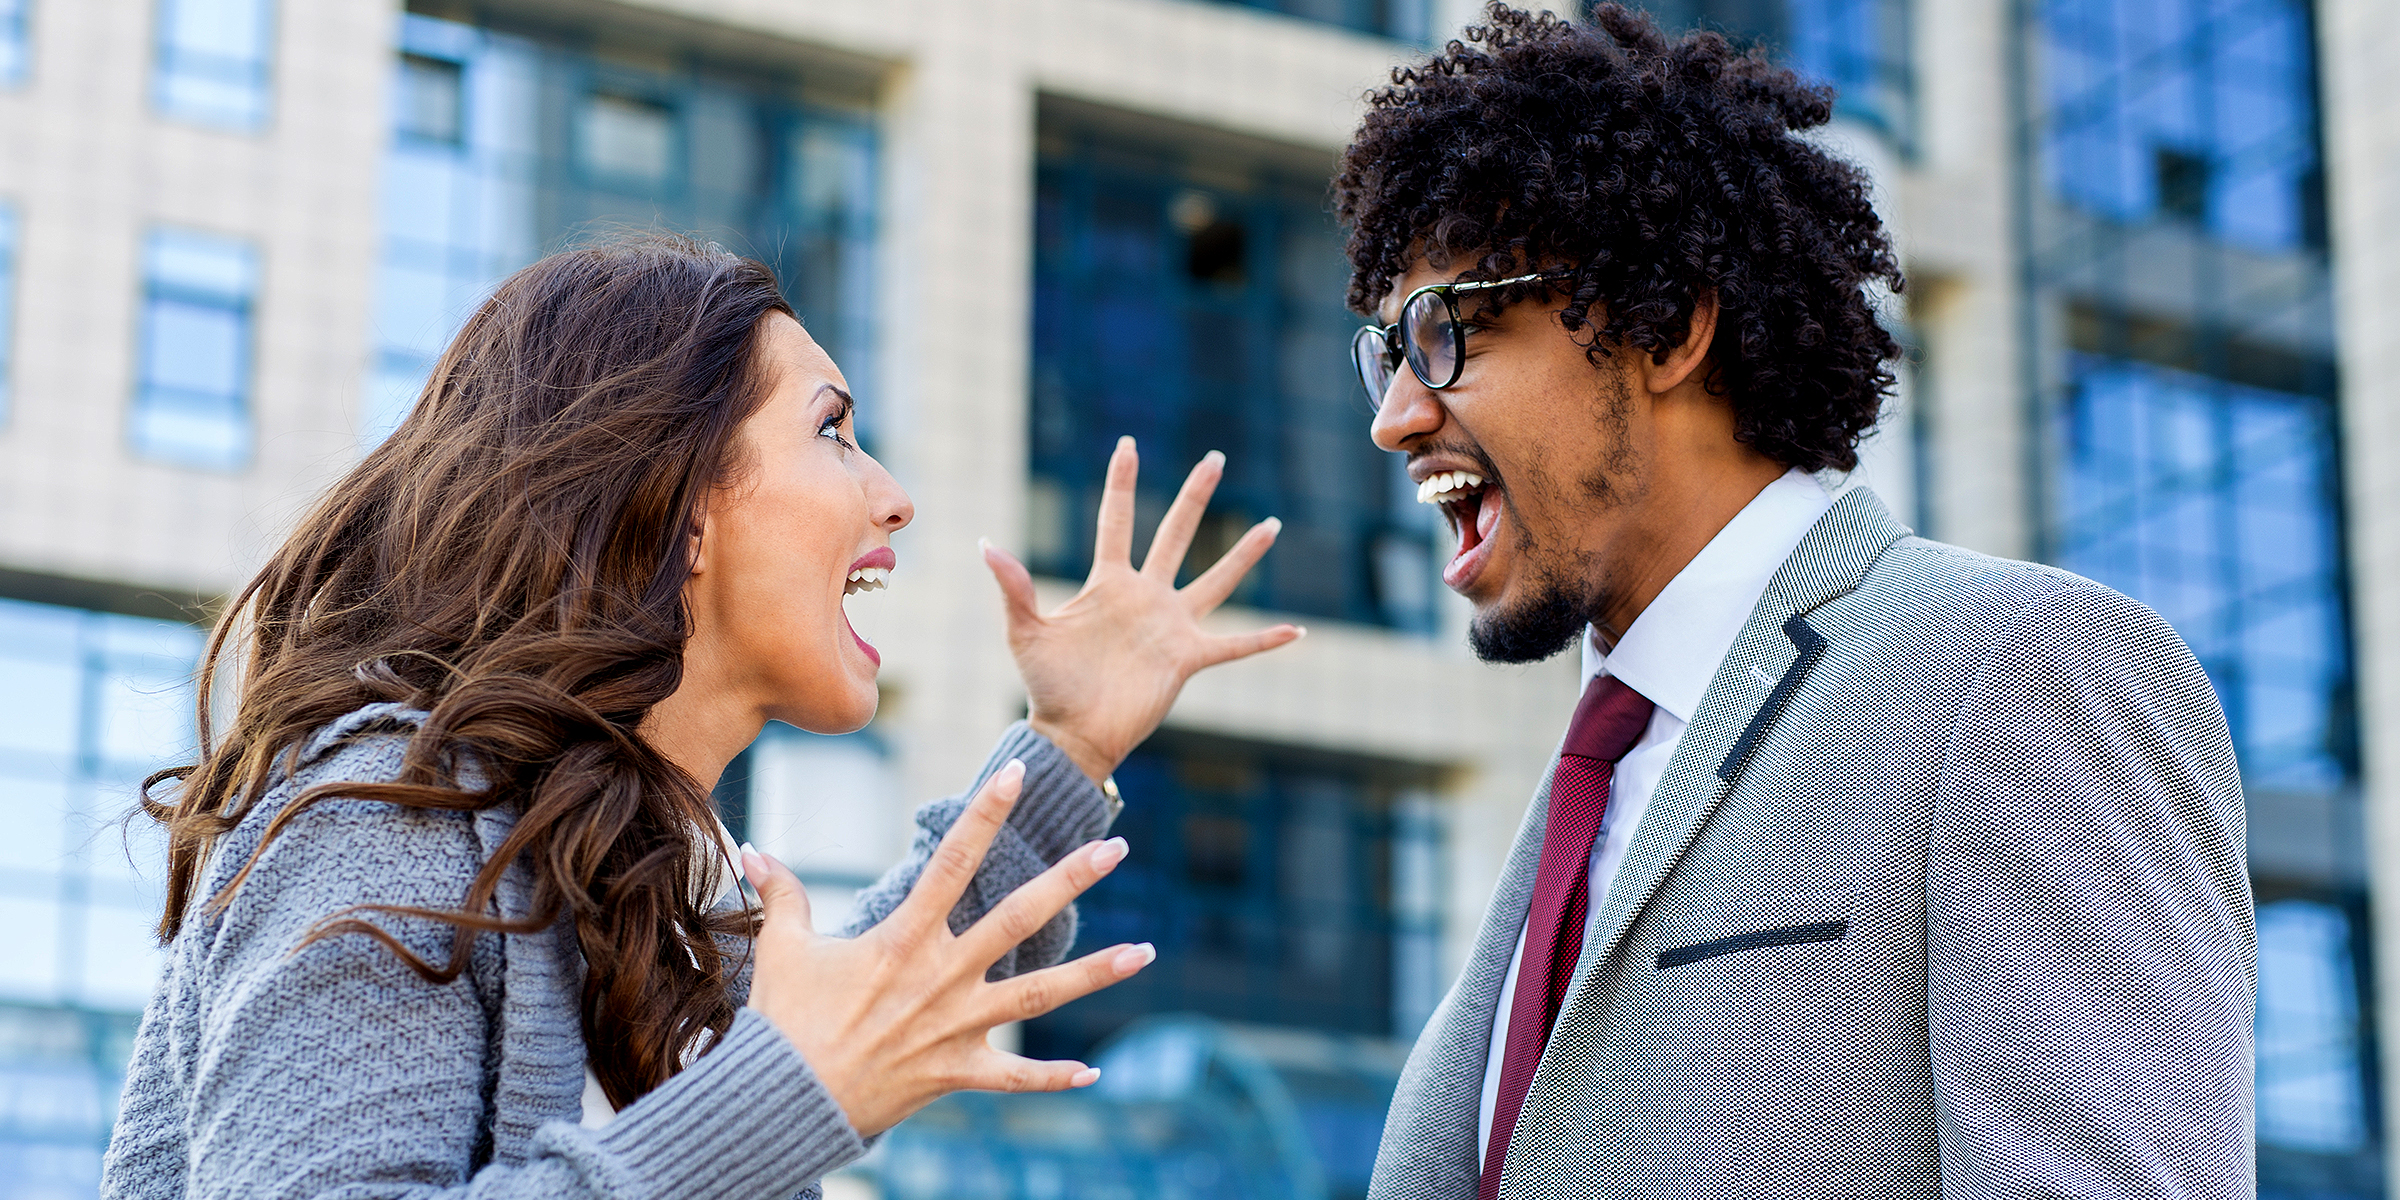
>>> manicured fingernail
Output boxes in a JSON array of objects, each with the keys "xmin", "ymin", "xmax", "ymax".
[
  {"xmin": 1261, "ymin": 516, "xmax": 1282, "ymax": 534},
  {"xmin": 1116, "ymin": 435, "xmax": 1134, "ymax": 452},
  {"xmin": 737, "ymin": 843, "xmax": 761, "ymax": 880},
  {"xmin": 1070, "ymin": 1066, "xmax": 1102, "ymax": 1088},
  {"xmin": 1113, "ymin": 942, "xmax": 1156, "ymax": 974},
  {"xmin": 1091, "ymin": 836, "xmax": 1129, "ymax": 870},
  {"xmin": 1293, "ymin": 625, "xmax": 1309, "ymax": 638},
  {"xmin": 1204, "ymin": 449, "xmax": 1225, "ymax": 467}
]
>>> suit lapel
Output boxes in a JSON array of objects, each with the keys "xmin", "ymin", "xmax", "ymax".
[{"xmin": 1570, "ymin": 488, "xmax": 1911, "ymax": 996}]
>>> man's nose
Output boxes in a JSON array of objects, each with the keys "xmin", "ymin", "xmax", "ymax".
[{"xmin": 1370, "ymin": 372, "xmax": 1444, "ymax": 452}]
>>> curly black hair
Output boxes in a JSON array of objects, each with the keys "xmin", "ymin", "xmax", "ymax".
[{"xmin": 1333, "ymin": 2, "xmax": 1903, "ymax": 473}]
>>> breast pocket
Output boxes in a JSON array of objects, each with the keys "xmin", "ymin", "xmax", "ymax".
[{"xmin": 1656, "ymin": 920, "xmax": 1849, "ymax": 968}]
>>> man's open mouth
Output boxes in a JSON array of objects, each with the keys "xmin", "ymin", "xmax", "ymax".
[{"xmin": 1416, "ymin": 469, "xmax": 1503, "ymax": 588}]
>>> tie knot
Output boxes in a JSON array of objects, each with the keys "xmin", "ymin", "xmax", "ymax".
[{"xmin": 1561, "ymin": 674, "xmax": 1655, "ymax": 763}]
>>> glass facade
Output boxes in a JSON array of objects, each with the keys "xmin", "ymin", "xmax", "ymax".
[
  {"xmin": 130, "ymin": 227, "xmax": 258, "ymax": 472},
  {"xmin": 1023, "ymin": 730, "xmax": 1443, "ymax": 1061},
  {"xmin": 151, "ymin": 0, "xmax": 275, "ymax": 130},
  {"xmin": 0, "ymin": 598, "xmax": 201, "ymax": 1199},
  {"xmin": 0, "ymin": 0, "xmax": 27, "ymax": 87},
  {"xmin": 2023, "ymin": 0, "xmax": 2377, "ymax": 1191},
  {"xmin": 1626, "ymin": 0, "xmax": 1914, "ymax": 145},
  {"xmin": 1031, "ymin": 109, "xmax": 1438, "ymax": 631},
  {"xmin": 366, "ymin": 13, "xmax": 877, "ymax": 447},
  {"xmin": 1205, "ymin": 0, "xmax": 1430, "ymax": 40}
]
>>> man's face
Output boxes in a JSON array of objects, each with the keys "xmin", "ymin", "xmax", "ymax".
[{"xmin": 1369, "ymin": 258, "xmax": 1651, "ymax": 663}]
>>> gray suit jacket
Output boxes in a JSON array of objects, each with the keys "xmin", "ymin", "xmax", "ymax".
[{"xmin": 1371, "ymin": 488, "xmax": 2253, "ymax": 1200}]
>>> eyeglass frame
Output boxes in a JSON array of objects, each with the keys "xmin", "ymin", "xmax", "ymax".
[{"xmin": 1351, "ymin": 269, "xmax": 1574, "ymax": 408}]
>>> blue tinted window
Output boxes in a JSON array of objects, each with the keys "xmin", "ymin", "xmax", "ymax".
[
  {"xmin": 2257, "ymin": 899, "xmax": 2372, "ymax": 1153},
  {"xmin": 1207, "ymin": 0, "xmax": 1429, "ymax": 39},
  {"xmin": 0, "ymin": 204, "xmax": 16, "ymax": 427},
  {"xmin": 1032, "ymin": 119, "xmax": 1436, "ymax": 630},
  {"xmin": 0, "ymin": 598, "xmax": 199, "ymax": 1197},
  {"xmin": 1638, "ymin": 0, "xmax": 1914, "ymax": 146},
  {"xmin": 0, "ymin": 0, "xmax": 28, "ymax": 87},
  {"xmin": 152, "ymin": 0, "xmax": 274, "ymax": 130},
  {"xmin": 366, "ymin": 14, "xmax": 877, "ymax": 448},
  {"xmin": 131, "ymin": 228, "xmax": 256, "ymax": 471}
]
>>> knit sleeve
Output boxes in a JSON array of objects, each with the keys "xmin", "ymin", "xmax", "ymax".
[
  {"xmin": 840, "ymin": 721, "xmax": 1117, "ymax": 978},
  {"xmin": 124, "ymin": 787, "xmax": 863, "ymax": 1200}
]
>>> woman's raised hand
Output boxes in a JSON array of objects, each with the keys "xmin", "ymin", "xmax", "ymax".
[
  {"xmin": 740, "ymin": 760, "xmax": 1153, "ymax": 1136},
  {"xmin": 983, "ymin": 437, "xmax": 1304, "ymax": 783}
]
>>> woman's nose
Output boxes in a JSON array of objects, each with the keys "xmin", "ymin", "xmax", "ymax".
[{"xmin": 864, "ymin": 455, "xmax": 914, "ymax": 531}]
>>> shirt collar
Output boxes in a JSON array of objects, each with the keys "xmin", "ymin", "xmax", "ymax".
[{"xmin": 1579, "ymin": 468, "xmax": 1833, "ymax": 722}]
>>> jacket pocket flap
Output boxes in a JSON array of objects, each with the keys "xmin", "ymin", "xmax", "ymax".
[{"xmin": 1656, "ymin": 920, "xmax": 1848, "ymax": 969}]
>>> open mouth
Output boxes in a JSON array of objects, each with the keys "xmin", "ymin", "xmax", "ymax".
[
  {"xmin": 843, "ymin": 567, "xmax": 889, "ymax": 595},
  {"xmin": 1416, "ymin": 469, "xmax": 1503, "ymax": 590},
  {"xmin": 842, "ymin": 549, "xmax": 895, "ymax": 667}
]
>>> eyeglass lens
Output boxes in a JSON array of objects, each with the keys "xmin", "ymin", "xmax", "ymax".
[
  {"xmin": 1352, "ymin": 326, "xmax": 1396, "ymax": 407},
  {"xmin": 1402, "ymin": 289, "xmax": 1458, "ymax": 392}
]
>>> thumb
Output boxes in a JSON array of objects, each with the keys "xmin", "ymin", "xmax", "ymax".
[
  {"xmin": 741, "ymin": 843, "xmax": 814, "ymax": 933},
  {"xmin": 981, "ymin": 538, "xmax": 1042, "ymax": 628}
]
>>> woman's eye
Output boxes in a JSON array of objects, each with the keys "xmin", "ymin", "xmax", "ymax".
[{"xmin": 818, "ymin": 421, "xmax": 850, "ymax": 447}]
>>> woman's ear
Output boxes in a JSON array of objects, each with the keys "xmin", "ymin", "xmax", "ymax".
[{"xmin": 686, "ymin": 507, "xmax": 712, "ymax": 578}]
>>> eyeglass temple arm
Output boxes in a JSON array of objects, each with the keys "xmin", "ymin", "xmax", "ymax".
[{"xmin": 1446, "ymin": 269, "xmax": 1572, "ymax": 293}]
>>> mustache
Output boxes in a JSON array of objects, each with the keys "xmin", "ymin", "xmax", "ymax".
[{"xmin": 1407, "ymin": 441, "xmax": 1503, "ymax": 484}]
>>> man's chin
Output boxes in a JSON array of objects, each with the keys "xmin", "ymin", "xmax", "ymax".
[{"xmin": 1465, "ymin": 585, "xmax": 1588, "ymax": 665}]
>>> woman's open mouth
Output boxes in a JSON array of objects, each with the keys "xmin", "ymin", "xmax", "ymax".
[
  {"xmin": 1417, "ymin": 470, "xmax": 1502, "ymax": 591},
  {"xmin": 843, "ymin": 548, "xmax": 895, "ymax": 667}
]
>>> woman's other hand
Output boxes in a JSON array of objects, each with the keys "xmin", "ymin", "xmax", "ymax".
[
  {"xmin": 983, "ymin": 437, "xmax": 1303, "ymax": 782},
  {"xmin": 741, "ymin": 760, "xmax": 1152, "ymax": 1136}
]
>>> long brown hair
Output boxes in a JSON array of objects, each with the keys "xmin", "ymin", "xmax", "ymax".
[{"xmin": 146, "ymin": 234, "xmax": 789, "ymax": 1107}]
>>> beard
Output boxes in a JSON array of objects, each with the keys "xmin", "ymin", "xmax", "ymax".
[{"xmin": 1466, "ymin": 533, "xmax": 1598, "ymax": 663}]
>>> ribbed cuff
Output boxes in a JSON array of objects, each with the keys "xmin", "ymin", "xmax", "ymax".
[
  {"xmin": 592, "ymin": 1008, "xmax": 864, "ymax": 1200},
  {"xmin": 974, "ymin": 721, "xmax": 1117, "ymax": 862}
]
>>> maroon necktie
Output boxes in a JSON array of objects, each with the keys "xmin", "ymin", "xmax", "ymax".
[{"xmin": 1479, "ymin": 674, "xmax": 1655, "ymax": 1200}]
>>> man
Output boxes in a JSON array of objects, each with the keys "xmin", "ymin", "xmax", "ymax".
[{"xmin": 1336, "ymin": 6, "xmax": 2251, "ymax": 1199}]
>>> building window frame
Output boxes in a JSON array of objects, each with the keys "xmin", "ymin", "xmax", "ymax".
[
  {"xmin": 130, "ymin": 226, "xmax": 260, "ymax": 472},
  {"xmin": 151, "ymin": 0, "xmax": 277, "ymax": 131}
]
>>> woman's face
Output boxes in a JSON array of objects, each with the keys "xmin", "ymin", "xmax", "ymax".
[{"xmin": 686, "ymin": 313, "xmax": 913, "ymax": 736}]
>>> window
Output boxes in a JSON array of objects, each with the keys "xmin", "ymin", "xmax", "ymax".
[
  {"xmin": 1635, "ymin": 0, "xmax": 1915, "ymax": 147},
  {"xmin": 0, "ymin": 596, "xmax": 200, "ymax": 1196},
  {"xmin": 1023, "ymin": 730, "xmax": 1443, "ymax": 1060},
  {"xmin": 1032, "ymin": 108, "xmax": 1438, "ymax": 631},
  {"xmin": 366, "ymin": 14, "xmax": 877, "ymax": 447},
  {"xmin": 1207, "ymin": 0, "xmax": 1430, "ymax": 40},
  {"xmin": 131, "ymin": 228, "xmax": 257, "ymax": 471},
  {"xmin": 0, "ymin": 0, "xmax": 28, "ymax": 87},
  {"xmin": 152, "ymin": 0, "xmax": 275, "ymax": 130},
  {"xmin": 0, "ymin": 203, "xmax": 16, "ymax": 428}
]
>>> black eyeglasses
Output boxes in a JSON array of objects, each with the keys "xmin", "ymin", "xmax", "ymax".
[{"xmin": 1350, "ymin": 270, "xmax": 1571, "ymax": 409}]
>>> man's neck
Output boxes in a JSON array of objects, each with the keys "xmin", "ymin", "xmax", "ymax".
[{"xmin": 1589, "ymin": 461, "xmax": 1790, "ymax": 645}]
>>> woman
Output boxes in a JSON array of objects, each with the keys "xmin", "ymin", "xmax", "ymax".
[{"xmin": 101, "ymin": 235, "xmax": 1301, "ymax": 1198}]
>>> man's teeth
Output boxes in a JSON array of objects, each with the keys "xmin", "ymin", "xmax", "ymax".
[
  {"xmin": 843, "ymin": 567, "xmax": 890, "ymax": 595},
  {"xmin": 1415, "ymin": 471, "xmax": 1487, "ymax": 505}
]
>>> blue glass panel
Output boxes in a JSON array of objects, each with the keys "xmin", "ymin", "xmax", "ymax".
[
  {"xmin": 2054, "ymin": 356, "xmax": 2349, "ymax": 792},
  {"xmin": 0, "ymin": 597, "xmax": 198, "ymax": 1200},
  {"xmin": 2258, "ymin": 899, "xmax": 2372, "ymax": 1152},
  {"xmin": 1205, "ymin": 0, "xmax": 1429, "ymax": 40},
  {"xmin": 365, "ymin": 14, "xmax": 877, "ymax": 449},
  {"xmin": 131, "ymin": 228, "xmax": 255, "ymax": 471},
  {"xmin": 1633, "ymin": 0, "xmax": 1914, "ymax": 146},
  {"xmin": 152, "ymin": 0, "xmax": 275, "ymax": 130},
  {"xmin": 1031, "ymin": 124, "xmax": 1436, "ymax": 630},
  {"xmin": 2038, "ymin": 0, "xmax": 2318, "ymax": 251},
  {"xmin": 0, "ymin": 0, "xmax": 25, "ymax": 87}
]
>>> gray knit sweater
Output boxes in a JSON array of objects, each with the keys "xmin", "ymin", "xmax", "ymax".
[{"xmin": 100, "ymin": 703, "xmax": 1115, "ymax": 1200}]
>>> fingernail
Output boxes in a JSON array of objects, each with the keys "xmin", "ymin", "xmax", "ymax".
[
  {"xmin": 978, "ymin": 536, "xmax": 991, "ymax": 552},
  {"xmin": 1112, "ymin": 942, "xmax": 1156, "ymax": 974},
  {"xmin": 1117, "ymin": 435, "xmax": 1134, "ymax": 451},
  {"xmin": 1262, "ymin": 516, "xmax": 1282, "ymax": 534},
  {"xmin": 737, "ymin": 843, "xmax": 761, "ymax": 880},
  {"xmin": 1091, "ymin": 836, "xmax": 1129, "ymax": 870},
  {"xmin": 1070, "ymin": 1066, "xmax": 1102, "ymax": 1088},
  {"xmin": 1293, "ymin": 625, "xmax": 1309, "ymax": 639},
  {"xmin": 1204, "ymin": 449, "xmax": 1225, "ymax": 466}
]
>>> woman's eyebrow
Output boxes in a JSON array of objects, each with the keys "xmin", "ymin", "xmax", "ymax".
[{"xmin": 813, "ymin": 382, "xmax": 854, "ymax": 423}]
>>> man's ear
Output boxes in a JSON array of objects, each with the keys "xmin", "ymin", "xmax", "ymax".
[{"xmin": 1641, "ymin": 292, "xmax": 1719, "ymax": 396}]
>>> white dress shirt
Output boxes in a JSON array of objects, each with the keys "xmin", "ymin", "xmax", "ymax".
[{"xmin": 1475, "ymin": 469, "xmax": 1831, "ymax": 1167}]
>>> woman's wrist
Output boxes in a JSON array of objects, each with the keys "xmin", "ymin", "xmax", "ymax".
[{"xmin": 1025, "ymin": 717, "xmax": 1119, "ymax": 785}]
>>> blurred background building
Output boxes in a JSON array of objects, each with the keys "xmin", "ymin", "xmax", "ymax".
[{"xmin": 0, "ymin": 0, "xmax": 2392, "ymax": 1196}]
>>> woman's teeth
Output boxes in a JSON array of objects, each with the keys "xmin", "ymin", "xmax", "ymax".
[
  {"xmin": 1415, "ymin": 470, "xmax": 1486, "ymax": 504},
  {"xmin": 844, "ymin": 567, "xmax": 890, "ymax": 595}
]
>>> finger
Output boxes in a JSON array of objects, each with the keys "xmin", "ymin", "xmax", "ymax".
[
  {"xmin": 981, "ymin": 539, "xmax": 1041, "ymax": 629},
  {"xmin": 1140, "ymin": 450, "xmax": 1225, "ymax": 582},
  {"xmin": 957, "ymin": 836, "xmax": 1129, "ymax": 966},
  {"xmin": 961, "ymin": 1050, "xmax": 1105, "ymax": 1094},
  {"xmin": 740, "ymin": 844, "xmax": 815, "ymax": 934},
  {"xmin": 988, "ymin": 941, "xmax": 1157, "ymax": 1024},
  {"xmin": 1197, "ymin": 623, "xmax": 1306, "ymax": 669},
  {"xmin": 1092, "ymin": 436, "xmax": 1138, "ymax": 568},
  {"xmin": 894, "ymin": 760, "xmax": 1026, "ymax": 931},
  {"xmin": 1179, "ymin": 516, "xmax": 1281, "ymax": 614}
]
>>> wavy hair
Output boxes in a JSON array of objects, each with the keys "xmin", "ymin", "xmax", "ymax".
[
  {"xmin": 146, "ymin": 234, "xmax": 788, "ymax": 1108},
  {"xmin": 1333, "ymin": 2, "xmax": 1905, "ymax": 472}
]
